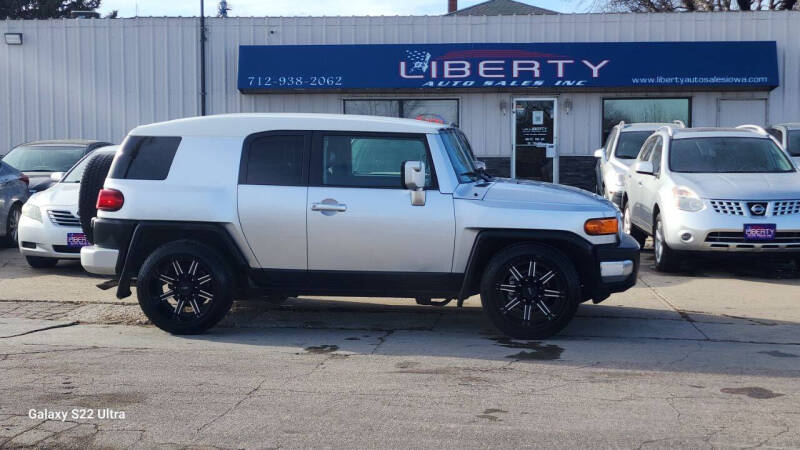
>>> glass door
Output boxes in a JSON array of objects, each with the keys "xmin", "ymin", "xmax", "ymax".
[{"xmin": 512, "ymin": 98, "xmax": 558, "ymax": 183}]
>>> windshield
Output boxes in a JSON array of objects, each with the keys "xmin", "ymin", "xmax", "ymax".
[
  {"xmin": 615, "ymin": 131, "xmax": 654, "ymax": 159},
  {"xmin": 670, "ymin": 137, "xmax": 795, "ymax": 173},
  {"xmin": 2, "ymin": 145, "xmax": 86, "ymax": 172},
  {"xmin": 440, "ymin": 129, "xmax": 477, "ymax": 183},
  {"xmin": 787, "ymin": 130, "xmax": 800, "ymax": 157}
]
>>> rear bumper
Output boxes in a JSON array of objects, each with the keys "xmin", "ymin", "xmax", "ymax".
[{"xmin": 80, "ymin": 245, "xmax": 119, "ymax": 275}]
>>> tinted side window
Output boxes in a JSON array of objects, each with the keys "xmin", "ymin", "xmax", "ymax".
[
  {"xmin": 321, "ymin": 135, "xmax": 432, "ymax": 188},
  {"xmin": 109, "ymin": 136, "xmax": 181, "ymax": 180},
  {"xmin": 242, "ymin": 134, "xmax": 307, "ymax": 186},
  {"xmin": 651, "ymin": 137, "xmax": 663, "ymax": 175},
  {"xmin": 638, "ymin": 138, "xmax": 655, "ymax": 161}
]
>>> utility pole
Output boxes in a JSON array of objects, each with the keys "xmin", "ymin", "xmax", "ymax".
[{"xmin": 199, "ymin": 0, "xmax": 207, "ymax": 116}]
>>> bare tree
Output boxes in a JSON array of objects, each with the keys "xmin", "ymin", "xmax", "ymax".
[{"xmin": 589, "ymin": 0, "xmax": 797, "ymax": 10}]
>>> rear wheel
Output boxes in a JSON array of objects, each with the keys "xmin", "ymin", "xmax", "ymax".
[
  {"xmin": 25, "ymin": 256, "xmax": 59, "ymax": 269},
  {"xmin": 623, "ymin": 201, "xmax": 647, "ymax": 248},
  {"xmin": 137, "ymin": 241, "xmax": 234, "ymax": 334},
  {"xmin": 480, "ymin": 244, "xmax": 580, "ymax": 339},
  {"xmin": 78, "ymin": 153, "xmax": 116, "ymax": 243},
  {"xmin": 653, "ymin": 213, "xmax": 681, "ymax": 272},
  {"xmin": 3, "ymin": 204, "xmax": 21, "ymax": 247}
]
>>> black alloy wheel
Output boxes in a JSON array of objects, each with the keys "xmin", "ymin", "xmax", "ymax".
[
  {"xmin": 137, "ymin": 241, "xmax": 233, "ymax": 334},
  {"xmin": 481, "ymin": 244, "xmax": 580, "ymax": 339}
]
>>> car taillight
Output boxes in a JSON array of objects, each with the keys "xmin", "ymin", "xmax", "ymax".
[
  {"xmin": 96, "ymin": 189, "xmax": 124, "ymax": 211},
  {"xmin": 19, "ymin": 174, "xmax": 29, "ymax": 185}
]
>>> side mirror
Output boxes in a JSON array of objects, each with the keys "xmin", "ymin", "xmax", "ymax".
[
  {"xmin": 474, "ymin": 160, "xmax": 487, "ymax": 171},
  {"xmin": 634, "ymin": 161, "xmax": 654, "ymax": 175},
  {"xmin": 593, "ymin": 148, "xmax": 604, "ymax": 159},
  {"xmin": 402, "ymin": 161, "xmax": 426, "ymax": 206},
  {"xmin": 50, "ymin": 172, "xmax": 64, "ymax": 182}
]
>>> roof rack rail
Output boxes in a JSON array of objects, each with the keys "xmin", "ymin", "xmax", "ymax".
[
  {"xmin": 672, "ymin": 120, "xmax": 686, "ymax": 128},
  {"xmin": 657, "ymin": 125, "xmax": 674, "ymax": 137},
  {"xmin": 617, "ymin": 120, "xmax": 626, "ymax": 128},
  {"xmin": 736, "ymin": 124, "xmax": 768, "ymax": 136}
]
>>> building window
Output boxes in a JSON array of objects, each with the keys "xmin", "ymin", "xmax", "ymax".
[
  {"xmin": 344, "ymin": 99, "xmax": 459, "ymax": 126},
  {"xmin": 602, "ymin": 98, "xmax": 691, "ymax": 141}
]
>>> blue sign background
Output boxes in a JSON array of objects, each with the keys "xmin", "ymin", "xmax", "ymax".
[{"xmin": 238, "ymin": 41, "xmax": 779, "ymax": 92}]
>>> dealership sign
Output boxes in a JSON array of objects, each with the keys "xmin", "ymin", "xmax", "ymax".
[{"xmin": 238, "ymin": 41, "xmax": 778, "ymax": 92}]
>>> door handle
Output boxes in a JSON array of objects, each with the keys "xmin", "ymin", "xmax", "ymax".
[{"xmin": 311, "ymin": 202, "xmax": 347, "ymax": 212}]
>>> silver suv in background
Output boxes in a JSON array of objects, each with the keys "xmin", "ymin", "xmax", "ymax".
[
  {"xmin": 623, "ymin": 125, "xmax": 800, "ymax": 271},
  {"xmin": 594, "ymin": 121, "xmax": 685, "ymax": 207},
  {"xmin": 767, "ymin": 123, "xmax": 800, "ymax": 166}
]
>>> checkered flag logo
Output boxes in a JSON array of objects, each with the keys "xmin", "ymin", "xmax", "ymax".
[{"xmin": 405, "ymin": 50, "xmax": 431, "ymax": 74}]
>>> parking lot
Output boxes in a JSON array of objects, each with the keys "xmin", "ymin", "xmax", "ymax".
[{"xmin": 1, "ymin": 244, "xmax": 799, "ymax": 448}]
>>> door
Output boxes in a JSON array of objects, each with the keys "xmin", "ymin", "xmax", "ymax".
[
  {"xmin": 237, "ymin": 131, "xmax": 310, "ymax": 269},
  {"xmin": 513, "ymin": 98, "xmax": 558, "ymax": 183},
  {"xmin": 306, "ymin": 132, "xmax": 455, "ymax": 273},
  {"xmin": 638, "ymin": 136, "xmax": 663, "ymax": 231},
  {"xmin": 718, "ymin": 99, "xmax": 767, "ymax": 127},
  {"xmin": 628, "ymin": 136, "xmax": 656, "ymax": 229}
]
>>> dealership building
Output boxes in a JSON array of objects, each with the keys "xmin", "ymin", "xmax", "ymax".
[{"xmin": 1, "ymin": 5, "xmax": 798, "ymax": 190}]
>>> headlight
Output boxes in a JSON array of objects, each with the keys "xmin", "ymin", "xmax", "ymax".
[
  {"xmin": 21, "ymin": 203, "xmax": 42, "ymax": 222},
  {"xmin": 673, "ymin": 186, "xmax": 704, "ymax": 212}
]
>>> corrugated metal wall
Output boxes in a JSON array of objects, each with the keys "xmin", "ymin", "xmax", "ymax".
[{"xmin": 1, "ymin": 12, "xmax": 799, "ymax": 157}]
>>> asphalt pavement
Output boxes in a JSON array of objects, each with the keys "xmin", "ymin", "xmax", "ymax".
[{"xmin": 0, "ymin": 246, "xmax": 799, "ymax": 448}]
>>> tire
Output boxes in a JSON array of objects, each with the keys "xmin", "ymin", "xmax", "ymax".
[
  {"xmin": 623, "ymin": 201, "xmax": 647, "ymax": 248},
  {"xmin": 78, "ymin": 153, "xmax": 116, "ymax": 243},
  {"xmin": 653, "ymin": 213, "xmax": 681, "ymax": 272},
  {"xmin": 480, "ymin": 243, "xmax": 581, "ymax": 340},
  {"xmin": 3, "ymin": 203, "xmax": 21, "ymax": 247},
  {"xmin": 25, "ymin": 256, "xmax": 59, "ymax": 269},
  {"xmin": 136, "ymin": 240, "xmax": 234, "ymax": 334}
]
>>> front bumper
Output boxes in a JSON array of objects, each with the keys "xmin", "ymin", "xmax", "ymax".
[
  {"xmin": 662, "ymin": 206, "xmax": 800, "ymax": 253},
  {"xmin": 17, "ymin": 215, "xmax": 83, "ymax": 260},
  {"xmin": 590, "ymin": 233, "xmax": 640, "ymax": 302}
]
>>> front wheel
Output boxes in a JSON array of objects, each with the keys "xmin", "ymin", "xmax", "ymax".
[
  {"xmin": 653, "ymin": 214, "xmax": 681, "ymax": 272},
  {"xmin": 480, "ymin": 244, "xmax": 581, "ymax": 339},
  {"xmin": 136, "ymin": 240, "xmax": 234, "ymax": 334},
  {"xmin": 623, "ymin": 202, "xmax": 648, "ymax": 248}
]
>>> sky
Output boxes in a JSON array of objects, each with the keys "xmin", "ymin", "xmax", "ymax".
[{"xmin": 96, "ymin": 0, "xmax": 583, "ymax": 17}]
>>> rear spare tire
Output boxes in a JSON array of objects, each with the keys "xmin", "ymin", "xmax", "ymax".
[{"xmin": 78, "ymin": 153, "xmax": 116, "ymax": 243}]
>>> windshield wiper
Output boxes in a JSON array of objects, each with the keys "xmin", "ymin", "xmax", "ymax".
[{"xmin": 460, "ymin": 170, "xmax": 492, "ymax": 182}]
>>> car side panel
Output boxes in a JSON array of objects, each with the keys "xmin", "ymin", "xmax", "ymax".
[{"xmin": 99, "ymin": 136, "xmax": 259, "ymax": 267}]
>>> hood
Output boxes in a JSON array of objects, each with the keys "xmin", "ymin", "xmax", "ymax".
[
  {"xmin": 612, "ymin": 158, "xmax": 636, "ymax": 169},
  {"xmin": 671, "ymin": 172, "xmax": 800, "ymax": 200},
  {"xmin": 481, "ymin": 178, "xmax": 617, "ymax": 212},
  {"xmin": 23, "ymin": 172, "xmax": 56, "ymax": 193},
  {"xmin": 27, "ymin": 182, "xmax": 80, "ymax": 208}
]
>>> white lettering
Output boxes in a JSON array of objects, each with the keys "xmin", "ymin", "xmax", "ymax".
[
  {"xmin": 444, "ymin": 61, "xmax": 470, "ymax": 78},
  {"xmin": 581, "ymin": 59, "xmax": 610, "ymax": 78},
  {"xmin": 547, "ymin": 60, "xmax": 574, "ymax": 78},
  {"xmin": 399, "ymin": 61, "xmax": 423, "ymax": 79},
  {"xmin": 478, "ymin": 60, "xmax": 504, "ymax": 78},
  {"xmin": 512, "ymin": 60, "xmax": 540, "ymax": 78}
]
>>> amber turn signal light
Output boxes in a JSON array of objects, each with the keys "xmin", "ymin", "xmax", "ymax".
[{"xmin": 584, "ymin": 218, "xmax": 618, "ymax": 235}]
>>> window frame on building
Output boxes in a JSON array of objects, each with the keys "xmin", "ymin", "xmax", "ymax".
[{"xmin": 343, "ymin": 98, "xmax": 461, "ymax": 126}]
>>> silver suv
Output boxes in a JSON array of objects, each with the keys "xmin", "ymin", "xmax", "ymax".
[
  {"xmin": 767, "ymin": 123, "xmax": 800, "ymax": 167},
  {"xmin": 623, "ymin": 125, "xmax": 800, "ymax": 271},
  {"xmin": 594, "ymin": 121, "xmax": 685, "ymax": 207},
  {"xmin": 80, "ymin": 113, "xmax": 639, "ymax": 338}
]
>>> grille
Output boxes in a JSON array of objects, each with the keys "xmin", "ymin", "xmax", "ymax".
[
  {"xmin": 773, "ymin": 200, "xmax": 800, "ymax": 216},
  {"xmin": 52, "ymin": 245, "xmax": 81, "ymax": 254},
  {"xmin": 48, "ymin": 210, "xmax": 81, "ymax": 227},
  {"xmin": 710, "ymin": 200, "xmax": 744, "ymax": 216},
  {"xmin": 705, "ymin": 231, "xmax": 800, "ymax": 244}
]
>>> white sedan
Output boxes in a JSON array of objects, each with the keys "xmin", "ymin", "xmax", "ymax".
[{"xmin": 18, "ymin": 146, "xmax": 118, "ymax": 268}]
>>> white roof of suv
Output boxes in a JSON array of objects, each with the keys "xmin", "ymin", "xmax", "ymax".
[{"xmin": 130, "ymin": 113, "xmax": 449, "ymax": 137}]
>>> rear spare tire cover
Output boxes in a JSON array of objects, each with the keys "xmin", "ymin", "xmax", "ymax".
[{"xmin": 78, "ymin": 153, "xmax": 116, "ymax": 243}]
